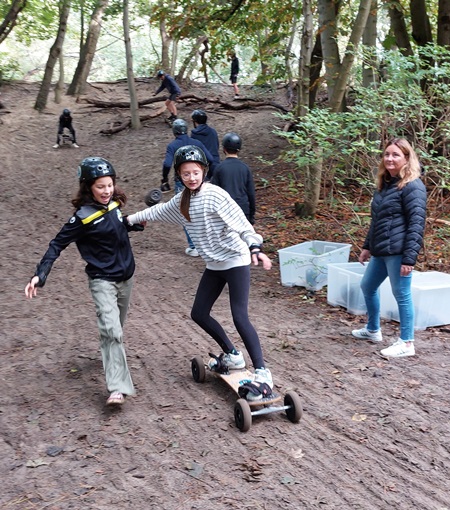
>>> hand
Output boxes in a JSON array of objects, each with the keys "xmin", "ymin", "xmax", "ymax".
[
  {"xmin": 25, "ymin": 276, "xmax": 40, "ymax": 298},
  {"xmin": 358, "ymin": 249, "xmax": 371, "ymax": 265},
  {"xmin": 400, "ymin": 264, "xmax": 413, "ymax": 276},
  {"xmin": 252, "ymin": 252, "xmax": 272, "ymax": 270}
]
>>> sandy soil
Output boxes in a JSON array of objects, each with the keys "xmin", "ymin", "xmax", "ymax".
[{"xmin": 1, "ymin": 79, "xmax": 449, "ymax": 510}]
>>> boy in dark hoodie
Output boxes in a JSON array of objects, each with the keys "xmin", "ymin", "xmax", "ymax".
[{"xmin": 190, "ymin": 109, "xmax": 220, "ymax": 179}]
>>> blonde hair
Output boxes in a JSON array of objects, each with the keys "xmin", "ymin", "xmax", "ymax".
[{"xmin": 376, "ymin": 138, "xmax": 421, "ymax": 191}]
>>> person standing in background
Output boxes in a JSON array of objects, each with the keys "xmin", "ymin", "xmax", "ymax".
[
  {"xmin": 351, "ymin": 138, "xmax": 427, "ymax": 358},
  {"xmin": 212, "ymin": 132, "xmax": 256, "ymax": 225},
  {"xmin": 190, "ymin": 109, "xmax": 220, "ymax": 178},
  {"xmin": 229, "ymin": 52, "xmax": 240, "ymax": 99}
]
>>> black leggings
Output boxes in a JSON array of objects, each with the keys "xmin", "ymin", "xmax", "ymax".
[{"xmin": 191, "ymin": 265, "xmax": 264, "ymax": 369}]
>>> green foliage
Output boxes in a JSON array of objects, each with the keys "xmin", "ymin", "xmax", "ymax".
[
  {"xmin": 276, "ymin": 44, "xmax": 450, "ymax": 216},
  {"xmin": 0, "ymin": 52, "xmax": 20, "ymax": 81}
]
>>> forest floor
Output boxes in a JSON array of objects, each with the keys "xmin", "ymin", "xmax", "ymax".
[{"xmin": 1, "ymin": 78, "xmax": 449, "ymax": 510}]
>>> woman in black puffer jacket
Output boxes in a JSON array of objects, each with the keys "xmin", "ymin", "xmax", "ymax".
[{"xmin": 351, "ymin": 138, "xmax": 427, "ymax": 358}]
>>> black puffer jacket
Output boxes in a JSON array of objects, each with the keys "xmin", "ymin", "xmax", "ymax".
[{"xmin": 363, "ymin": 177, "xmax": 427, "ymax": 266}]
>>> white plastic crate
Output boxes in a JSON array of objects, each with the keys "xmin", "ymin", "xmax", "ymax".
[
  {"xmin": 327, "ymin": 264, "xmax": 450, "ymax": 330},
  {"xmin": 278, "ymin": 241, "xmax": 351, "ymax": 291},
  {"xmin": 327, "ymin": 262, "xmax": 367, "ymax": 315},
  {"xmin": 380, "ymin": 271, "xmax": 450, "ymax": 330}
]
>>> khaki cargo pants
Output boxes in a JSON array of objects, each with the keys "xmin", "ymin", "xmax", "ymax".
[{"xmin": 88, "ymin": 277, "xmax": 135, "ymax": 396}]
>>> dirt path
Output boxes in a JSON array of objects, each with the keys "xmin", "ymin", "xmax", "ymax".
[{"xmin": 1, "ymin": 81, "xmax": 449, "ymax": 510}]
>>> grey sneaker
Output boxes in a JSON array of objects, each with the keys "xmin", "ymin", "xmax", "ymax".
[
  {"xmin": 381, "ymin": 339, "xmax": 415, "ymax": 358},
  {"xmin": 208, "ymin": 351, "xmax": 246, "ymax": 370},
  {"xmin": 352, "ymin": 327, "xmax": 382, "ymax": 343},
  {"xmin": 185, "ymin": 247, "xmax": 199, "ymax": 257},
  {"xmin": 254, "ymin": 368, "xmax": 273, "ymax": 389},
  {"xmin": 53, "ymin": 144, "xmax": 59, "ymax": 149}
]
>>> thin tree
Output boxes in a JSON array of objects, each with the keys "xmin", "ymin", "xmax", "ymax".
[
  {"xmin": 67, "ymin": 0, "xmax": 110, "ymax": 96},
  {"xmin": 34, "ymin": 0, "xmax": 71, "ymax": 111},
  {"xmin": 123, "ymin": 0, "xmax": 140, "ymax": 129},
  {"xmin": 0, "ymin": 0, "xmax": 27, "ymax": 44}
]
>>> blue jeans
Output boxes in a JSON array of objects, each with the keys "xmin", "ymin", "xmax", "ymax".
[
  {"xmin": 360, "ymin": 255, "xmax": 414, "ymax": 341},
  {"xmin": 175, "ymin": 179, "xmax": 195, "ymax": 249}
]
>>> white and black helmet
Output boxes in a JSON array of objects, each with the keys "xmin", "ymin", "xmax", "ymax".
[
  {"xmin": 77, "ymin": 157, "xmax": 115, "ymax": 183},
  {"xmin": 174, "ymin": 145, "xmax": 208, "ymax": 173}
]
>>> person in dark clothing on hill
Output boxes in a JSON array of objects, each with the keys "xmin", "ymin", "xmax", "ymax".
[
  {"xmin": 53, "ymin": 108, "xmax": 79, "ymax": 148},
  {"xmin": 190, "ymin": 109, "xmax": 220, "ymax": 176},
  {"xmin": 351, "ymin": 138, "xmax": 427, "ymax": 359},
  {"xmin": 229, "ymin": 52, "xmax": 240, "ymax": 98},
  {"xmin": 154, "ymin": 70, "xmax": 181, "ymax": 122},
  {"xmin": 160, "ymin": 118, "xmax": 214, "ymax": 257},
  {"xmin": 212, "ymin": 132, "xmax": 256, "ymax": 224}
]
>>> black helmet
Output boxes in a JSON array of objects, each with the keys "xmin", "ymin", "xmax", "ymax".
[
  {"xmin": 77, "ymin": 157, "xmax": 115, "ymax": 183},
  {"xmin": 222, "ymin": 132, "xmax": 242, "ymax": 151},
  {"xmin": 174, "ymin": 145, "xmax": 208, "ymax": 173},
  {"xmin": 156, "ymin": 70, "xmax": 165, "ymax": 77},
  {"xmin": 63, "ymin": 108, "xmax": 70, "ymax": 116},
  {"xmin": 172, "ymin": 119, "xmax": 188, "ymax": 135},
  {"xmin": 191, "ymin": 109, "xmax": 207, "ymax": 124}
]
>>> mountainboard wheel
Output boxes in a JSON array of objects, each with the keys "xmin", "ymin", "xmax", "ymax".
[
  {"xmin": 284, "ymin": 390, "xmax": 303, "ymax": 423},
  {"xmin": 191, "ymin": 356, "xmax": 206, "ymax": 383},
  {"xmin": 234, "ymin": 398, "xmax": 252, "ymax": 432},
  {"xmin": 144, "ymin": 188, "xmax": 163, "ymax": 206}
]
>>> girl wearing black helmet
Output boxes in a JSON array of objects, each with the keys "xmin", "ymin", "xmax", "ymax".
[
  {"xmin": 24, "ymin": 157, "xmax": 144, "ymax": 406},
  {"xmin": 127, "ymin": 146, "xmax": 275, "ymax": 400}
]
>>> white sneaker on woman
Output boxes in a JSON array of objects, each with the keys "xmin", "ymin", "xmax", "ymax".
[
  {"xmin": 381, "ymin": 339, "xmax": 415, "ymax": 358},
  {"xmin": 352, "ymin": 327, "xmax": 382, "ymax": 343}
]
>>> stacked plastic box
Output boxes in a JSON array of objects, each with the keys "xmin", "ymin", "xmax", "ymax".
[
  {"xmin": 278, "ymin": 241, "xmax": 352, "ymax": 291},
  {"xmin": 327, "ymin": 263, "xmax": 450, "ymax": 330}
]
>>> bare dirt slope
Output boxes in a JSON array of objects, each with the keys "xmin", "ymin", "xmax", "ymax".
[{"xmin": 0, "ymin": 80, "xmax": 449, "ymax": 510}]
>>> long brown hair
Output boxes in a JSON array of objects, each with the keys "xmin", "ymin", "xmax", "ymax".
[
  {"xmin": 71, "ymin": 176, "xmax": 127, "ymax": 209},
  {"xmin": 376, "ymin": 138, "xmax": 421, "ymax": 191}
]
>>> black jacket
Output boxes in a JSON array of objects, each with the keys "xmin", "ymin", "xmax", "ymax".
[
  {"xmin": 211, "ymin": 157, "xmax": 256, "ymax": 223},
  {"xmin": 363, "ymin": 177, "xmax": 427, "ymax": 266},
  {"xmin": 34, "ymin": 200, "xmax": 136, "ymax": 286},
  {"xmin": 191, "ymin": 124, "xmax": 221, "ymax": 167}
]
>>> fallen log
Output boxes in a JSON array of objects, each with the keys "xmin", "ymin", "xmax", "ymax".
[
  {"xmin": 100, "ymin": 105, "xmax": 166, "ymax": 135},
  {"xmin": 84, "ymin": 93, "xmax": 290, "ymax": 113}
]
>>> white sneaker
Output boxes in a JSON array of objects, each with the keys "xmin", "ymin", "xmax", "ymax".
[
  {"xmin": 254, "ymin": 368, "xmax": 273, "ymax": 389},
  {"xmin": 185, "ymin": 247, "xmax": 199, "ymax": 257},
  {"xmin": 381, "ymin": 339, "xmax": 415, "ymax": 358},
  {"xmin": 207, "ymin": 351, "xmax": 246, "ymax": 370},
  {"xmin": 53, "ymin": 144, "xmax": 59, "ymax": 149},
  {"xmin": 352, "ymin": 327, "xmax": 382, "ymax": 343},
  {"xmin": 73, "ymin": 143, "xmax": 79, "ymax": 148}
]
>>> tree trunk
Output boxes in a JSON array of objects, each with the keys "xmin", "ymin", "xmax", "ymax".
[
  {"xmin": 328, "ymin": 0, "xmax": 373, "ymax": 113},
  {"xmin": 297, "ymin": 0, "xmax": 320, "ymax": 218},
  {"xmin": 176, "ymin": 35, "xmax": 207, "ymax": 81},
  {"xmin": 123, "ymin": 0, "xmax": 140, "ymax": 129},
  {"xmin": 318, "ymin": 0, "xmax": 341, "ymax": 101},
  {"xmin": 0, "ymin": 0, "xmax": 27, "ymax": 44},
  {"xmin": 67, "ymin": 0, "xmax": 109, "ymax": 96},
  {"xmin": 410, "ymin": 0, "xmax": 433, "ymax": 46},
  {"xmin": 34, "ymin": 0, "xmax": 71, "ymax": 111},
  {"xmin": 438, "ymin": 0, "xmax": 450, "ymax": 46},
  {"xmin": 297, "ymin": 0, "xmax": 313, "ymax": 118},
  {"xmin": 159, "ymin": 18, "xmax": 171, "ymax": 71},
  {"xmin": 309, "ymin": 34, "xmax": 323, "ymax": 108},
  {"xmin": 54, "ymin": 52, "xmax": 64, "ymax": 103},
  {"xmin": 285, "ymin": 0, "xmax": 299, "ymax": 108},
  {"xmin": 362, "ymin": 0, "xmax": 378, "ymax": 89},
  {"xmin": 387, "ymin": 2, "xmax": 413, "ymax": 56}
]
